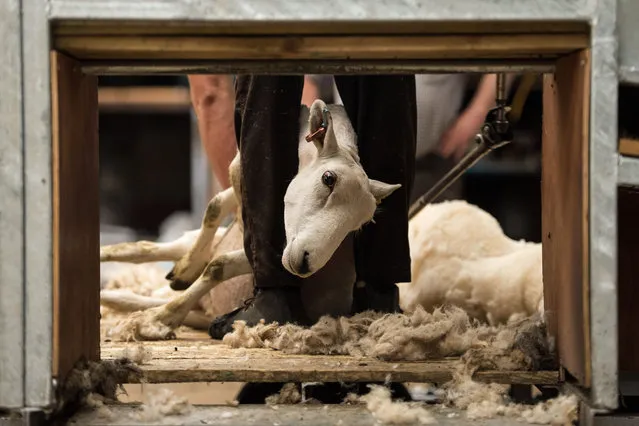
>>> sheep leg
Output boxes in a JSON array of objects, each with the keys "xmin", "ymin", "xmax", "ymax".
[
  {"xmin": 111, "ymin": 249, "xmax": 251, "ymax": 341},
  {"xmin": 100, "ymin": 229, "xmax": 201, "ymax": 263},
  {"xmin": 101, "ymin": 290, "xmax": 169, "ymax": 311},
  {"xmin": 101, "ymin": 290, "xmax": 212, "ymax": 330},
  {"xmin": 166, "ymin": 187, "xmax": 237, "ymax": 290}
]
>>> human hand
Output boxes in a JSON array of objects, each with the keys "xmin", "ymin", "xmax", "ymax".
[{"xmin": 437, "ymin": 108, "xmax": 486, "ymax": 161}]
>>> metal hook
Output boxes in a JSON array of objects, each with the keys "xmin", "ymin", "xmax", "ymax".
[{"xmin": 408, "ymin": 73, "xmax": 513, "ymax": 219}]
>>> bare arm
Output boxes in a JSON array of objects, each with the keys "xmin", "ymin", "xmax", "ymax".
[
  {"xmin": 301, "ymin": 75, "xmax": 321, "ymax": 107},
  {"xmin": 467, "ymin": 73, "xmax": 516, "ymax": 115},
  {"xmin": 438, "ymin": 73, "xmax": 516, "ymax": 160},
  {"xmin": 188, "ymin": 75, "xmax": 237, "ymax": 189}
]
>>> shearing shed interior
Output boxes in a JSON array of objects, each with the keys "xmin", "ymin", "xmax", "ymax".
[{"xmin": 3, "ymin": 1, "xmax": 639, "ymax": 425}]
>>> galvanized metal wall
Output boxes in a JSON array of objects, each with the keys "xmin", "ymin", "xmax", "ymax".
[
  {"xmin": 618, "ymin": 0, "xmax": 639, "ymax": 85},
  {"xmin": 0, "ymin": 0, "xmax": 53, "ymax": 410},
  {"xmin": 0, "ymin": 0, "xmax": 25, "ymax": 410},
  {"xmin": 48, "ymin": 0, "xmax": 593, "ymax": 21},
  {"xmin": 22, "ymin": 0, "xmax": 53, "ymax": 408},
  {"xmin": 589, "ymin": 0, "xmax": 620, "ymax": 410},
  {"xmin": 0, "ymin": 0, "xmax": 632, "ymax": 413}
]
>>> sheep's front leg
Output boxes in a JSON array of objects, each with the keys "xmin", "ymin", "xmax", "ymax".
[
  {"xmin": 166, "ymin": 187, "xmax": 237, "ymax": 290},
  {"xmin": 100, "ymin": 229, "xmax": 200, "ymax": 263},
  {"xmin": 111, "ymin": 249, "xmax": 251, "ymax": 341}
]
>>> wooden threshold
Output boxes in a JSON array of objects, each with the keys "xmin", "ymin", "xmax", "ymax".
[
  {"xmin": 100, "ymin": 335, "xmax": 559, "ymax": 386},
  {"xmin": 54, "ymin": 33, "xmax": 588, "ymax": 61}
]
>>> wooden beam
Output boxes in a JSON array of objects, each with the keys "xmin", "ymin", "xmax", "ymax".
[
  {"xmin": 54, "ymin": 33, "xmax": 588, "ymax": 61},
  {"xmin": 541, "ymin": 49, "xmax": 591, "ymax": 387},
  {"xmin": 51, "ymin": 51, "xmax": 100, "ymax": 379},
  {"xmin": 52, "ymin": 20, "xmax": 590, "ymax": 36},
  {"xmin": 98, "ymin": 86, "xmax": 191, "ymax": 112},
  {"xmin": 100, "ymin": 339, "xmax": 559, "ymax": 385},
  {"xmin": 619, "ymin": 137, "xmax": 639, "ymax": 157}
]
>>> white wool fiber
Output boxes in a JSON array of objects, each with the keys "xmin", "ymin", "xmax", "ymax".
[
  {"xmin": 132, "ymin": 388, "xmax": 191, "ymax": 422},
  {"xmin": 223, "ymin": 305, "xmax": 553, "ymax": 371},
  {"xmin": 359, "ymin": 385, "xmax": 435, "ymax": 425},
  {"xmin": 265, "ymin": 383, "xmax": 303, "ymax": 405}
]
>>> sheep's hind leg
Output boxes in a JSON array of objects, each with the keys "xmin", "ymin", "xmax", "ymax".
[
  {"xmin": 101, "ymin": 290, "xmax": 212, "ymax": 330},
  {"xmin": 101, "ymin": 290, "xmax": 168, "ymax": 311},
  {"xmin": 166, "ymin": 187, "xmax": 237, "ymax": 290},
  {"xmin": 100, "ymin": 229, "xmax": 200, "ymax": 263},
  {"xmin": 111, "ymin": 249, "xmax": 251, "ymax": 341}
]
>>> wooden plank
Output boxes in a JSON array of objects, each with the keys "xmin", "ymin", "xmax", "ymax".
[
  {"xmin": 619, "ymin": 138, "xmax": 639, "ymax": 157},
  {"xmin": 52, "ymin": 20, "xmax": 590, "ymax": 36},
  {"xmin": 541, "ymin": 49, "xmax": 591, "ymax": 387},
  {"xmin": 51, "ymin": 51, "xmax": 100, "ymax": 379},
  {"xmin": 100, "ymin": 340, "xmax": 559, "ymax": 385},
  {"xmin": 98, "ymin": 86, "xmax": 191, "ymax": 112},
  {"xmin": 80, "ymin": 59, "xmax": 557, "ymax": 77},
  {"xmin": 618, "ymin": 186, "xmax": 639, "ymax": 373},
  {"xmin": 54, "ymin": 34, "xmax": 588, "ymax": 61}
]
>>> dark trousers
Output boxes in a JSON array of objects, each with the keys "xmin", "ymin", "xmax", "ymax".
[{"xmin": 235, "ymin": 75, "xmax": 417, "ymax": 290}]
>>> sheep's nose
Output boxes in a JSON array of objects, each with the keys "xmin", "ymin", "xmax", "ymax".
[{"xmin": 298, "ymin": 251, "xmax": 310, "ymax": 275}]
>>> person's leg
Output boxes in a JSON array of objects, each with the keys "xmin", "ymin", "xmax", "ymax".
[
  {"xmin": 209, "ymin": 75, "xmax": 311, "ymax": 339},
  {"xmin": 334, "ymin": 75, "xmax": 417, "ymax": 314},
  {"xmin": 331, "ymin": 75, "xmax": 416, "ymax": 401}
]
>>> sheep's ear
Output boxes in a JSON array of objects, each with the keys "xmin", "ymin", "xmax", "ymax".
[
  {"xmin": 369, "ymin": 179, "xmax": 401, "ymax": 204},
  {"xmin": 308, "ymin": 99, "xmax": 337, "ymax": 156}
]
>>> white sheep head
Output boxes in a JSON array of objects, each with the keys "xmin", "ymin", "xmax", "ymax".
[{"xmin": 282, "ymin": 99, "xmax": 401, "ymax": 278}]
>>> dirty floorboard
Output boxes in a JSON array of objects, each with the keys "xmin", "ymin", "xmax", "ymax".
[{"xmin": 100, "ymin": 329, "xmax": 559, "ymax": 385}]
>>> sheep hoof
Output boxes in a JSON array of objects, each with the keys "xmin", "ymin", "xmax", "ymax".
[
  {"xmin": 169, "ymin": 279, "xmax": 191, "ymax": 291},
  {"xmin": 166, "ymin": 257, "xmax": 207, "ymax": 289},
  {"xmin": 111, "ymin": 308, "xmax": 179, "ymax": 342}
]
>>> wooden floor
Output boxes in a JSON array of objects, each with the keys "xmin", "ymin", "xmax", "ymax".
[{"xmin": 100, "ymin": 329, "xmax": 559, "ymax": 386}]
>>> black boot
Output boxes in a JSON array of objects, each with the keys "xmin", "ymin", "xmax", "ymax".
[
  {"xmin": 236, "ymin": 382, "xmax": 287, "ymax": 404},
  {"xmin": 235, "ymin": 382, "xmax": 412, "ymax": 405},
  {"xmin": 303, "ymin": 382, "xmax": 413, "ymax": 404},
  {"xmin": 209, "ymin": 286, "xmax": 311, "ymax": 340},
  {"xmin": 351, "ymin": 281, "xmax": 402, "ymax": 315}
]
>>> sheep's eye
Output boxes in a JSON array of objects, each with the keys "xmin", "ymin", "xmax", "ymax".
[{"xmin": 321, "ymin": 171, "xmax": 337, "ymax": 189}]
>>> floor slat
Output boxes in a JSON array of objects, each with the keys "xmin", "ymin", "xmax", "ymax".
[{"xmin": 101, "ymin": 335, "xmax": 559, "ymax": 385}]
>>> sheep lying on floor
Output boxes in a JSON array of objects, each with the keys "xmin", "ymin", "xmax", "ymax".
[
  {"xmin": 398, "ymin": 199, "xmax": 543, "ymax": 326},
  {"xmin": 101, "ymin": 198, "xmax": 543, "ymax": 338}
]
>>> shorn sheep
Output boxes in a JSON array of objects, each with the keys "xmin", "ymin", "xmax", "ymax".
[
  {"xmin": 399, "ymin": 200, "xmax": 543, "ymax": 326},
  {"xmin": 100, "ymin": 99, "xmax": 544, "ymax": 341}
]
